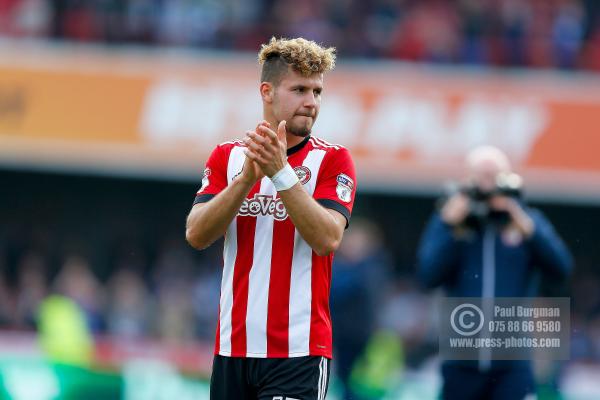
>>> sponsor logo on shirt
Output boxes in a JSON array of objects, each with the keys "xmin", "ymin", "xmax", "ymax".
[
  {"xmin": 239, "ymin": 194, "xmax": 288, "ymax": 221},
  {"xmin": 294, "ymin": 166, "xmax": 311, "ymax": 185},
  {"xmin": 336, "ymin": 173, "xmax": 354, "ymax": 203},
  {"xmin": 336, "ymin": 174, "xmax": 354, "ymax": 189}
]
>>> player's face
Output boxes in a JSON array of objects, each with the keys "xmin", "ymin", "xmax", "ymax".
[{"xmin": 272, "ymin": 70, "xmax": 323, "ymax": 137}]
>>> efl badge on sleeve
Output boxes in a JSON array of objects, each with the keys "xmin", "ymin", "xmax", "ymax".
[
  {"xmin": 336, "ymin": 173, "xmax": 354, "ymax": 203},
  {"xmin": 200, "ymin": 168, "xmax": 211, "ymax": 191}
]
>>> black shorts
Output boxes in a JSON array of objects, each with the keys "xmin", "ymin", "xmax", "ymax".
[{"xmin": 210, "ymin": 355, "xmax": 331, "ymax": 400}]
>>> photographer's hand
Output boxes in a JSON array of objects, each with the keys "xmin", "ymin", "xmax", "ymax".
[
  {"xmin": 489, "ymin": 196, "xmax": 534, "ymax": 237},
  {"xmin": 441, "ymin": 193, "xmax": 470, "ymax": 226}
]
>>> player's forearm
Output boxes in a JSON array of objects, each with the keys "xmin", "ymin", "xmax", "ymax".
[
  {"xmin": 278, "ymin": 184, "xmax": 343, "ymax": 256},
  {"xmin": 186, "ymin": 179, "xmax": 254, "ymax": 250}
]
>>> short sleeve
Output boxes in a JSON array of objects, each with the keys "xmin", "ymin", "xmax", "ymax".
[
  {"xmin": 193, "ymin": 145, "xmax": 229, "ymax": 205},
  {"xmin": 313, "ymin": 147, "xmax": 357, "ymax": 227}
]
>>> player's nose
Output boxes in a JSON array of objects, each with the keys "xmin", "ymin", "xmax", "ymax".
[{"xmin": 303, "ymin": 92, "xmax": 317, "ymax": 108}]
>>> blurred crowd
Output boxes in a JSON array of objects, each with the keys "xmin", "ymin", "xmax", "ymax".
[
  {"xmin": 1, "ymin": 216, "xmax": 600, "ymax": 393},
  {"xmin": 0, "ymin": 234, "xmax": 223, "ymax": 344},
  {"xmin": 0, "ymin": 0, "xmax": 600, "ymax": 70}
]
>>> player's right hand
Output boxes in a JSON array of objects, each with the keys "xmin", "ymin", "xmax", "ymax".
[
  {"xmin": 239, "ymin": 147, "xmax": 263, "ymax": 184},
  {"xmin": 239, "ymin": 121, "xmax": 271, "ymax": 184}
]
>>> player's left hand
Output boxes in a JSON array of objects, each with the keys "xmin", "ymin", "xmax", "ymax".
[
  {"xmin": 490, "ymin": 195, "xmax": 535, "ymax": 237},
  {"xmin": 244, "ymin": 120, "xmax": 288, "ymax": 178}
]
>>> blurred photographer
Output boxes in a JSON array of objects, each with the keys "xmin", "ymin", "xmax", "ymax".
[
  {"xmin": 417, "ymin": 146, "xmax": 573, "ymax": 400},
  {"xmin": 440, "ymin": 148, "xmax": 531, "ymax": 236}
]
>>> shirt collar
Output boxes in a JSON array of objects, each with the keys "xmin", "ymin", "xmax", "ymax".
[{"xmin": 287, "ymin": 135, "xmax": 311, "ymax": 156}]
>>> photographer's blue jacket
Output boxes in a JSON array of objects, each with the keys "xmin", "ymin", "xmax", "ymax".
[
  {"xmin": 417, "ymin": 207, "xmax": 573, "ymax": 371},
  {"xmin": 417, "ymin": 208, "xmax": 573, "ymax": 297}
]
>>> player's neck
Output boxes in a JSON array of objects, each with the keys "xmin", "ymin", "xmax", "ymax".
[{"xmin": 286, "ymin": 134, "xmax": 306, "ymax": 149}]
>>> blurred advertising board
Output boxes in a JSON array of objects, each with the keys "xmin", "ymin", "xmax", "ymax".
[
  {"xmin": 0, "ymin": 331, "xmax": 211, "ymax": 400},
  {"xmin": 0, "ymin": 358, "xmax": 210, "ymax": 400},
  {"xmin": 1, "ymin": 42, "xmax": 600, "ymax": 201}
]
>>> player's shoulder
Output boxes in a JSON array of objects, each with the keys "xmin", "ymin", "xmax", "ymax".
[
  {"xmin": 210, "ymin": 139, "xmax": 245, "ymax": 155},
  {"xmin": 216, "ymin": 139, "xmax": 245, "ymax": 149},
  {"xmin": 308, "ymin": 136, "xmax": 354, "ymax": 167},
  {"xmin": 308, "ymin": 136, "xmax": 347, "ymax": 153}
]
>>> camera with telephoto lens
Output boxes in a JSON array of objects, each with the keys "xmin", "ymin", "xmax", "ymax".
[
  {"xmin": 438, "ymin": 172, "xmax": 524, "ymax": 229},
  {"xmin": 460, "ymin": 172, "xmax": 524, "ymax": 228}
]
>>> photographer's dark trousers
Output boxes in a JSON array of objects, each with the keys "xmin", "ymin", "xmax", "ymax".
[{"xmin": 441, "ymin": 363, "xmax": 535, "ymax": 400}]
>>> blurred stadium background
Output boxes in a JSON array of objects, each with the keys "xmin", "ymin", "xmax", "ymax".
[{"xmin": 1, "ymin": 0, "xmax": 600, "ymax": 399}]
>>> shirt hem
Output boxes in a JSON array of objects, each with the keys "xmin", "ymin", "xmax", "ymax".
[{"xmin": 215, "ymin": 350, "xmax": 332, "ymax": 359}]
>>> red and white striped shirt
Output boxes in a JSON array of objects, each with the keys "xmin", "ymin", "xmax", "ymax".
[{"xmin": 194, "ymin": 135, "xmax": 356, "ymax": 359}]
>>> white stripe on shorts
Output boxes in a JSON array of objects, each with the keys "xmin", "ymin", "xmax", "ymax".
[
  {"xmin": 317, "ymin": 357, "xmax": 329, "ymax": 400},
  {"xmin": 321, "ymin": 358, "xmax": 328, "ymax": 400},
  {"xmin": 317, "ymin": 357, "xmax": 323, "ymax": 400}
]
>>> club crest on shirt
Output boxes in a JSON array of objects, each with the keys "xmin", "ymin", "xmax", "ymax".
[
  {"xmin": 293, "ymin": 166, "xmax": 311, "ymax": 185},
  {"xmin": 336, "ymin": 173, "xmax": 354, "ymax": 203}
]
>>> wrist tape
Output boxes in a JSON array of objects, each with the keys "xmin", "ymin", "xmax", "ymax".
[{"xmin": 270, "ymin": 164, "xmax": 298, "ymax": 192}]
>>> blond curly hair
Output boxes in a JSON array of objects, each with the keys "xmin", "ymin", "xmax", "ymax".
[{"xmin": 258, "ymin": 37, "xmax": 336, "ymax": 83}]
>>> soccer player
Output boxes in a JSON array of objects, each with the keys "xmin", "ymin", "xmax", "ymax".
[{"xmin": 185, "ymin": 37, "xmax": 357, "ymax": 400}]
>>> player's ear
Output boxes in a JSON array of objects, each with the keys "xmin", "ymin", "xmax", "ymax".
[{"xmin": 260, "ymin": 82, "xmax": 274, "ymax": 103}]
